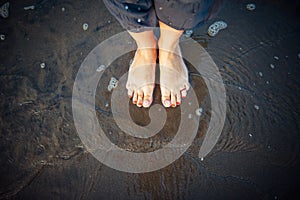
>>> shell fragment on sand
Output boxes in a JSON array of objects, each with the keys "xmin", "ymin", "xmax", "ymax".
[
  {"xmin": 270, "ymin": 64, "xmax": 275, "ymax": 69},
  {"xmin": 0, "ymin": 34, "xmax": 5, "ymax": 40},
  {"xmin": 207, "ymin": 21, "xmax": 227, "ymax": 37},
  {"xmin": 40, "ymin": 62, "xmax": 46, "ymax": 69},
  {"xmin": 246, "ymin": 3, "xmax": 256, "ymax": 11},
  {"xmin": 82, "ymin": 23, "xmax": 88, "ymax": 31},
  {"xmin": 184, "ymin": 30, "xmax": 193, "ymax": 38},
  {"xmin": 96, "ymin": 64, "xmax": 106, "ymax": 72},
  {"xmin": 195, "ymin": 107, "xmax": 203, "ymax": 116},
  {"xmin": 0, "ymin": 2, "xmax": 9, "ymax": 18},
  {"xmin": 24, "ymin": 5, "xmax": 35, "ymax": 10},
  {"xmin": 108, "ymin": 77, "xmax": 118, "ymax": 92}
]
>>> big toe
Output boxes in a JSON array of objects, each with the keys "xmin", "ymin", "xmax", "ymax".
[
  {"xmin": 143, "ymin": 86, "xmax": 154, "ymax": 108},
  {"xmin": 143, "ymin": 97, "xmax": 152, "ymax": 108},
  {"xmin": 161, "ymin": 87, "xmax": 171, "ymax": 107}
]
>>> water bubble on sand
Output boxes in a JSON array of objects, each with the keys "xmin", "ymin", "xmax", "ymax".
[
  {"xmin": 195, "ymin": 107, "xmax": 203, "ymax": 116},
  {"xmin": 246, "ymin": 3, "xmax": 256, "ymax": 11},
  {"xmin": 254, "ymin": 105, "xmax": 259, "ymax": 110},
  {"xmin": 125, "ymin": 5, "xmax": 129, "ymax": 10},
  {"xmin": 62, "ymin": 7, "xmax": 65, "ymax": 12},
  {"xmin": 105, "ymin": 103, "xmax": 109, "ymax": 107},
  {"xmin": 207, "ymin": 21, "xmax": 227, "ymax": 37},
  {"xmin": 96, "ymin": 64, "xmax": 105, "ymax": 72},
  {"xmin": 266, "ymin": 81, "xmax": 269, "ymax": 84},
  {"xmin": 108, "ymin": 77, "xmax": 118, "ymax": 92},
  {"xmin": 258, "ymin": 72, "xmax": 263, "ymax": 77},
  {"xmin": 24, "ymin": 5, "xmax": 35, "ymax": 10},
  {"xmin": 200, "ymin": 157, "xmax": 204, "ymax": 161},
  {"xmin": 270, "ymin": 64, "xmax": 275, "ymax": 69},
  {"xmin": 0, "ymin": 2, "xmax": 9, "ymax": 18},
  {"xmin": 274, "ymin": 56, "xmax": 279, "ymax": 60},
  {"xmin": 249, "ymin": 133, "xmax": 253, "ymax": 137},
  {"xmin": 40, "ymin": 62, "xmax": 46, "ymax": 69},
  {"xmin": 82, "ymin": 23, "xmax": 88, "ymax": 31},
  {"xmin": 238, "ymin": 86, "xmax": 242, "ymax": 90},
  {"xmin": 184, "ymin": 30, "xmax": 193, "ymax": 38},
  {"xmin": 0, "ymin": 34, "xmax": 5, "ymax": 40}
]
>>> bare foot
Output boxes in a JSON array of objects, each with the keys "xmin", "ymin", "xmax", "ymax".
[
  {"xmin": 158, "ymin": 43, "xmax": 189, "ymax": 108},
  {"xmin": 126, "ymin": 48, "xmax": 157, "ymax": 108}
]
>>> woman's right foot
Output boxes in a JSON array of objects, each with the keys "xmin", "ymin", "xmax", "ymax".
[{"xmin": 126, "ymin": 48, "xmax": 157, "ymax": 108}]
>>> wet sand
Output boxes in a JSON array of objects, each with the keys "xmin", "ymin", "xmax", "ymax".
[{"xmin": 1, "ymin": 0, "xmax": 300, "ymax": 199}]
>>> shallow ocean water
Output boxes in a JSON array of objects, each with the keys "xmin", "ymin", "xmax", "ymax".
[{"xmin": 0, "ymin": 0, "xmax": 299, "ymax": 199}]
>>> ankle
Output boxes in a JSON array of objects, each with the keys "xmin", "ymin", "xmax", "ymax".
[{"xmin": 158, "ymin": 38, "xmax": 179, "ymax": 51}]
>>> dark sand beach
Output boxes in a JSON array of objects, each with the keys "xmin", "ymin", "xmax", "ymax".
[{"xmin": 1, "ymin": 0, "xmax": 300, "ymax": 199}]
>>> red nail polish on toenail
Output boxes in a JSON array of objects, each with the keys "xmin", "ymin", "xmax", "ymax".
[
  {"xmin": 171, "ymin": 104, "xmax": 176, "ymax": 107},
  {"xmin": 133, "ymin": 101, "xmax": 137, "ymax": 104},
  {"xmin": 176, "ymin": 102, "xmax": 180, "ymax": 105}
]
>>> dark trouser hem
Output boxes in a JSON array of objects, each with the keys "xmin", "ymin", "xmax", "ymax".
[{"xmin": 103, "ymin": 0, "xmax": 224, "ymax": 32}]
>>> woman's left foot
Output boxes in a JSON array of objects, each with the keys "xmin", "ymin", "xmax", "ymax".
[{"xmin": 158, "ymin": 43, "xmax": 189, "ymax": 108}]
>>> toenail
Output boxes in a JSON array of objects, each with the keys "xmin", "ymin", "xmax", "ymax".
[
  {"xmin": 133, "ymin": 100, "xmax": 137, "ymax": 104},
  {"xmin": 171, "ymin": 104, "xmax": 176, "ymax": 107},
  {"xmin": 176, "ymin": 102, "xmax": 180, "ymax": 105},
  {"xmin": 164, "ymin": 100, "xmax": 171, "ymax": 107},
  {"xmin": 143, "ymin": 100, "xmax": 150, "ymax": 106}
]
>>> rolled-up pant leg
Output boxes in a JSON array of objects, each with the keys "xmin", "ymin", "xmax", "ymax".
[
  {"xmin": 102, "ymin": 0, "xmax": 157, "ymax": 32},
  {"xmin": 103, "ymin": 0, "xmax": 224, "ymax": 31},
  {"xmin": 154, "ymin": 0, "xmax": 224, "ymax": 30}
]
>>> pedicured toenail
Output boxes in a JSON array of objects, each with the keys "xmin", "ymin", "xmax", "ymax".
[
  {"xmin": 143, "ymin": 100, "xmax": 150, "ymax": 107},
  {"xmin": 163, "ymin": 100, "xmax": 171, "ymax": 107}
]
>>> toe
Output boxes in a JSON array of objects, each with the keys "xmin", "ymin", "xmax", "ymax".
[
  {"xmin": 181, "ymin": 89, "xmax": 187, "ymax": 98},
  {"xmin": 163, "ymin": 99, "xmax": 171, "ymax": 107},
  {"xmin": 132, "ymin": 91, "xmax": 138, "ymax": 104},
  {"xmin": 142, "ymin": 87, "xmax": 153, "ymax": 108},
  {"xmin": 143, "ymin": 94, "xmax": 152, "ymax": 108},
  {"xmin": 137, "ymin": 90, "xmax": 143, "ymax": 107},
  {"xmin": 143, "ymin": 98, "xmax": 151, "ymax": 108},
  {"xmin": 127, "ymin": 88, "xmax": 133, "ymax": 99},
  {"xmin": 171, "ymin": 92, "xmax": 177, "ymax": 107},
  {"xmin": 161, "ymin": 86, "xmax": 171, "ymax": 107},
  {"xmin": 176, "ymin": 92, "xmax": 181, "ymax": 105}
]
